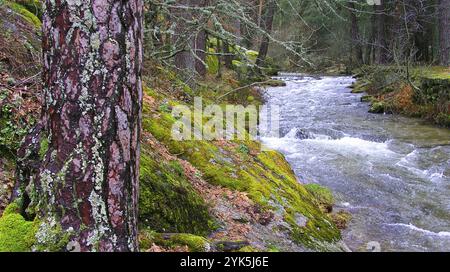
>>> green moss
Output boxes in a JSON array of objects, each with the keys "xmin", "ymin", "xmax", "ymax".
[
  {"xmin": 5, "ymin": 1, "xmax": 41, "ymax": 28},
  {"xmin": 141, "ymin": 101, "xmax": 341, "ymax": 247},
  {"xmin": 0, "ymin": 203, "xmax": 38, "ymax": 252},
  {"xmin": 138, "ymin": 228, "xmax": 158, "ymax": 251},
  {"xmin": 245, "ymin": 50, "xmax": 259, "ymax": 62},
  {"xmin": 162, "ymin": 233, "xmax": 210, "ymax": 252},
  {"xmin": 238, "ymin": 245, "xmax": 259, "ymax": 252},
  {"xmin": 139, "ymin": 145, "xmax": 214, "ymax": 235},
  {"xmin": 304, "ymin": 183, "xmax": 334, "ymax": 208},
  {"xmin": 350, "ymin": 80, "xmax": 369, "ymax": 93},
  {"xmin": 3, "ymin": 201, "xmax": 20, "ymax": 216},
  {"xmin": 418, "ymin": 66, "xmax": 450, "ymax": 80},
  {"xmin": 14, "ymin": 0, "xmax": 42, "ymax": 18},
  {"xmin": 266, "ymin": 244, "xmax": 280, "ymax": 252},
  {"xmin": 369, "ymin": 101, "xmax": 386, "ymax": 113},
  {"xmin": 206, "ymin": 48, "xmax": 219, "ymax": 74}
]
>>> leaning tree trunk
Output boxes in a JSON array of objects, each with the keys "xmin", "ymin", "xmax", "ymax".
[
  {"xmin": 15, "ymin": 0, "xmax": 143, "ymax": 252},
  {"xmin": 255, "ymin": 0, "xmax": 276, "ymax": 69},
  {"xmin": 439, "ymin": 0, "xmax": 450, "ymax": 66}
]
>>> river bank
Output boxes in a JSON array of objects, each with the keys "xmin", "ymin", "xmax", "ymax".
[{"xmin": 350, "ymin": 66, "xmax": 450, "ymax": 127}]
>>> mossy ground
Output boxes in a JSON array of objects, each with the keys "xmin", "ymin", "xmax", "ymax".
[
  {"xmin": 354, "ymin": 66, "xmax": 450, "ymax": 127},
  {"xmin": 140, "ymin": 64, "xmax": 342, "ymax": 250},
  {"xmin": 3, "ymin": 1, "xmax": 41, "ymax": 28}
]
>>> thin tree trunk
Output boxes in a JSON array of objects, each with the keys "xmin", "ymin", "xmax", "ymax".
[
  {"xmin": 348, "ymin": 2, "xmax": 363, "ymax": 66},
  {"xmin": 241, "ymin": 0, "xmax": 259, "ymax": 49},
  {"xmin": 15, "ymin": 0, "xmax": 143, "ymax": 252},
  {"xmin": 173, "ymin": 0, "xmax": 208, "ymax": 76},
  {"xmin": 255, "ymin": 0, "xmax": 276, "ymax": 68},
  {"xmin": 195, "ymin": 29, "xmax": 207, "ymax": 76},
  {"xmin": 369, "ymin": 8, "xmax": 377, "ymax": 64},
  {"xmin": 375, "ymin": 0, "xmax": 387, "ymax": 64},
  {"xmin": 194, "ymin": 0, "xmax": 209, "ymax": 76},
  {"xmin": 173, "ymin": 0, "xmax": 196, "ymax": 74},
  {"xmin": 439, "ymin": 0, "xmax": 450, "ymax": 65}
]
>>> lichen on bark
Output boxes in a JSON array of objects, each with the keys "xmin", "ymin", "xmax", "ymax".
[{"xmin": 12, "ymin": 0, "xmax": 144, "ymax": 252}]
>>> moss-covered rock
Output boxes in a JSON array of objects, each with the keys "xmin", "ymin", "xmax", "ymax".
[
  {"xmin": 369, "ymin": 101, "xmax": 386, "ymax": 114},
  {"xmin": 139, "ymin": 145, "xmax": 214, "ymax": 235}
]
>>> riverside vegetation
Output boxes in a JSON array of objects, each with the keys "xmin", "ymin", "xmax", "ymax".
[{"xmin": 0, "ymin": 1, "xmax": 348, "ymax": 252}]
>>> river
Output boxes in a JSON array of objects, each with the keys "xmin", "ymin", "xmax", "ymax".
[{"xmin": 260, "ymin": 74, "xmax": 450, "ymax": 252}]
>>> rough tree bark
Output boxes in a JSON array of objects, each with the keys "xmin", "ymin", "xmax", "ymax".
[
  {"xmin": 439, "ymin": 0, "xmax": 450, "ymax": 66},
  {"xmin": 15, "ymin": 0, "xmax": 143, "ymax": 252},
  {"xmin": 255, "ymin": 0, "xmax": 276, "ymax": 69}
]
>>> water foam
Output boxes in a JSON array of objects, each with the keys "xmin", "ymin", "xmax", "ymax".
[
  {"xmin": 387, "ymin": 223, "xmax": 450, "ymax": 237},
  {"xmin": 302, "ymin": 136, "xmax": 397, "ymax": 157}
]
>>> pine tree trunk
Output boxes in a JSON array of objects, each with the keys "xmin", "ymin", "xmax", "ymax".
[
  {"xmin": 256, "ymin": 0, "xmax": 276, "ymax": 68},
  {"xmin": 439, "ymin": 0, "xmax": 450, "ymax": 65},
  {"xmin": 15, "ymin": 0, "xmax": 143, "ymax": 252}
]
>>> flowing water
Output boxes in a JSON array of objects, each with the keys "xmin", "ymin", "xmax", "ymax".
[{"xmin": 260, "ymin": 74, "xmax": 450, "ymax": 252}]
